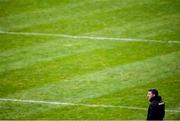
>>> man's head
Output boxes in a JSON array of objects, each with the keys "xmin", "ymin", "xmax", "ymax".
[{"xmin": 147, "ymin": 88, "xmax": 159, "ymax": 101}]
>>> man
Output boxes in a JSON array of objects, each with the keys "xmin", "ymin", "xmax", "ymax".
[{"xmin": 147, "ymin": 89, "xmax": 165, "ymax": 120}]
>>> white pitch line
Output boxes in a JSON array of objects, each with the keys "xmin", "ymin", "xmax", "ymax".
[
  {"xmin": 0, "ymin": 31, "xmax": 179, "ymax": 44},
  {"xmin": 0, "ymin": 98, "xmax": 180, "ymax": 113}
]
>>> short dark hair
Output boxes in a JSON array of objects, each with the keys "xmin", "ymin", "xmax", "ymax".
[{"xmin": 148, "ymin": 88, "xmax": 159, "ymax": 96}]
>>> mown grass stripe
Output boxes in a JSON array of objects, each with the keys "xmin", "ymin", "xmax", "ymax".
[
  {"xmin": 0, "ymin": 0, "xmax": 139, "ymax": 31},
  {"xmin": 5, "ymin": 51, "xmax": 179, "ymax": 104},
  {"xmin": 0, "ymin": 38, "xmax": 113, "ymax": 73},
  {"xmin": 0, "ymin": 1, "xmax": 89, "ymax": 30}
]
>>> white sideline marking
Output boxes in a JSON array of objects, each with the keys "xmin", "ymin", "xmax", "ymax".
[
  {"xmin": 0, "ymin": 31, "xmax": 180, "ymax": 44},
  {"xmin": 0, "ymin": 98, "xmax": 180, "ymax": 113}
]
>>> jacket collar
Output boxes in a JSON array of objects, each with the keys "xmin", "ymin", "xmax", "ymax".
[{"xmin": 150, "ymin": 96, "xmax": 161, "ymax": 102}]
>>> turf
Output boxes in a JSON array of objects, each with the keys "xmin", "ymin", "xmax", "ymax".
[{"xmin": 0, "ymin": 0, "xmax": 180, "ymax": 120}]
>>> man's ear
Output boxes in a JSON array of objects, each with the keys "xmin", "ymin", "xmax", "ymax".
[{"xmin": 152, "ymin": 94, "xmax": 156, "ymax": 97}]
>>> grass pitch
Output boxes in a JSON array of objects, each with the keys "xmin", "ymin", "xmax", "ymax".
[{"xmin": 0, "ymin": 0, "xmax": 180, "ymax": 120}]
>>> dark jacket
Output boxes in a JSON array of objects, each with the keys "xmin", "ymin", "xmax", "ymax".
[{"xmin": 147, "ymin": 96, "xmax": 165, "ymax": 120}]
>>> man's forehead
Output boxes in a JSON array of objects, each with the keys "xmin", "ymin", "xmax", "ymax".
[{"xmin": 148, "ymin": 91, "xmax": 152, "ymax": 94}]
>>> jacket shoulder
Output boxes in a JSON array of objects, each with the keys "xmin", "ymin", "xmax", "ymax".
[{"xmin": 151, "ymin": 100, "xmax": 159, "ymax": 106}]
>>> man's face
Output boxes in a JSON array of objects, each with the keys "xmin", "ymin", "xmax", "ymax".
[{"xmin": 147, "ymin": 91, "xmax": 155, "ymax": 101}]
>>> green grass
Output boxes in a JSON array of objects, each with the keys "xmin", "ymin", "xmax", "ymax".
[{"xmin": 0, "ymin": 0, "xmax": 180, "ymax": 120}]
